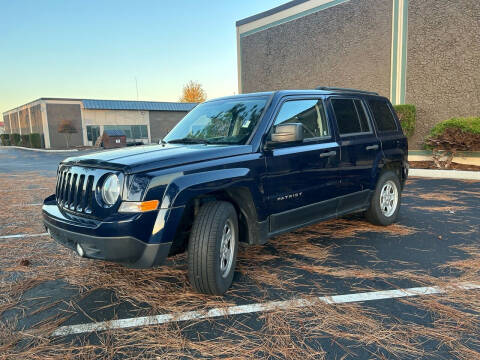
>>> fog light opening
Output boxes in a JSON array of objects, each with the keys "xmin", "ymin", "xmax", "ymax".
[{"xmin": 76, "ymin": 243, "xmax": 85, "ymax": 257}]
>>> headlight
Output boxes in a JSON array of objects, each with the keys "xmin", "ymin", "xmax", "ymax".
[{"xmin": 101, "ymin": 174, "xmax": 120, "ymax": 206}]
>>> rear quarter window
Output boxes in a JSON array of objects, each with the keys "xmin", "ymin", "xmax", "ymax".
[{"xmin": 368, "ymin": 99, "xmax": 397, "ymax": 132}]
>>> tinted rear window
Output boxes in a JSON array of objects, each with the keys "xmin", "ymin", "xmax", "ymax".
[
  {"xmin": 331, "ymin": 98, "xmax": 371, "ymax": 135},
  {"xmin": 354, "ymin": 100, "xmax": 371, "ymax": 133},
  {"xmin": 368, "ymin": 99, "xmax": 397, "ymax": 132}
]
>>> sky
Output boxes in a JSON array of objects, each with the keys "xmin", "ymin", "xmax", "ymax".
[{"xmin": 0, "ymin": 0, "xmax": 286, "ymax": 113}]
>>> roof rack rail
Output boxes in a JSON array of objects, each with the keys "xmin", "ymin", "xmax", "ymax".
[{"xmin": 315, "ymin": 87, "xmax": 379, "ymax": 96}]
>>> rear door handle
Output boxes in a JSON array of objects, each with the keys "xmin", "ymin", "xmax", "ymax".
[
  {"xmin": 366, "ymin": 145, "xmax": 379, "ymax": 151},
  {"xmin": 320, "ymin": 150, "xmax": 337, "ymax": 158}
]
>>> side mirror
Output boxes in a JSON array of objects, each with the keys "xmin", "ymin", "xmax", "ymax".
[{"xmin": 270, "ymin": 123, "xmax": 304, "ymax": 143}]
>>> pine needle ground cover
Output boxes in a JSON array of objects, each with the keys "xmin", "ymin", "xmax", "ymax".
[{"xmin": 1, "ymin": 169, "xmax": 479, "ymax": 359}]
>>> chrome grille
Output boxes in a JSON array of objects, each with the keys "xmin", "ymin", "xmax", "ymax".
[{"xmin": 56, "ymin": 167, "xmax": 95, "ymax": 214}]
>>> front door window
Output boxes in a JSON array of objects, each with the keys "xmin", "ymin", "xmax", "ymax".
[{"xmin": 273, "ymin": 99, "xmax": 330, "ymax": 139}]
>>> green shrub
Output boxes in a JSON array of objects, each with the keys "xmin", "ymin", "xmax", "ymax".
[
  {"xmin": 20, "ymin": 134, "xmax": 31, "ymax": 147},
  {"xmin": 429, "ymin": 117, "xmax": 480, "ymax": 138},
  {"xmin": 0, "ymin": 134, "xmax": 10, "ymax": 146},
  {"xmin": 425, "ymin": 117, "xmax": 480, "ymax": 168},
  {"xmin": 29, "ymin": 133, "xmax": 42, "ymax": 148},
  {"xmin": 10, "ymin": 133, "xmax": 21, "ymax": 146},
  {"xmin": 393, "ymin": 104, "xmax": 416, "ymax": 137}
]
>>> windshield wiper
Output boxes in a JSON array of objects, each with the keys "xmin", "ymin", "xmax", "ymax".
[{"xmin": 167, "ymin": 138, "xmax": 211, "ymax": 145}]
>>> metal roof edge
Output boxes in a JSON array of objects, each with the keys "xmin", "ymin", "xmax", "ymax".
[
  {"xmin": 3, "ymin": 98, "xmax": 197, "ymax": 115},
  {"xmin": 236, "ymin": 0, "xmax": 310, "ymax": 26},
  {"xmin": 81, "ymin": 99, "xmax": 198, "ymax": 112},
  {"xmin": 80, "ymin": 98, "xmax": 197, "ymax": 105}
]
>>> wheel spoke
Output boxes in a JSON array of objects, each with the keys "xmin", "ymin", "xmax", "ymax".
[
  {"xmin": 379, "ymin": 180, "xmax": 398, "ymax": 217},
  {"xmin": 219, "ymin": 219, "xmax": 235, "ymax": 278}
]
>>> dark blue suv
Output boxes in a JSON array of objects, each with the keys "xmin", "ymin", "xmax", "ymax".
[{"xmin": 43, "ymin": 88, "xmax": 408, "ymax": 295}]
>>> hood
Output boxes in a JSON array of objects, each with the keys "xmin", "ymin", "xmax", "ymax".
[{"xmin": 62, "ymin": 144, "xmax": 253, "ymax": 174}]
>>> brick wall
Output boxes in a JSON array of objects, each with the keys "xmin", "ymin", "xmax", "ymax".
[
  {"xmin": 406, "ymin": 0, "xmax": 480, "ymax": 148},
  {"xmin": 9, "ymin": 112, "xmax": 19, "ymax": 134},
  {"xmin": 3, "ymin": 115, "xmax": 10, "ymax": 134},
  {"xmin": 46, "ymin": 103, "xmax": 83, "ymax": 148},
  {"xmin": 30, "ymin": 104, "xmax": 43, "ymax": 134},
  {"xmin": 240, "ymin": 0, "xmax": 393, "ymax": 98},
  {"xmin": 149, "ymin": 111, "xmax": 187, "ymax": 143},
  {"xmin": 19, "ymin": 109, "xmax": 30, "ymax": 134}
]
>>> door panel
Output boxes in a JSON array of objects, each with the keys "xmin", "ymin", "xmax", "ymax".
[
  {"xmin": 265, "ymin": 142, "xmax": 340, "ymax": 232},
  {"xmin": 329, "ymin": 97, "xmax": 381, "ymax": 199},
  {"xmin": 366, "ymin": 98, "xmax": 408, "ymax": 165},
  {"xmin": 337, "ymin": 134, "xmax": 381, "ymax": 195},
  {"xmin": 265, "ymin": 142, "xmax": 340, "ymax": 212},
  {"xmin": 264, "ymin": 97, "xmax": 340, "ymax": 233},
  {"xmin": 263, "ymin": 97, "xmax": 341, "ymax": 233}
]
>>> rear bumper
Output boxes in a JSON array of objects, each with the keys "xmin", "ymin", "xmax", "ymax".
[
  {"xmin": 42, "ymin": 196, "xmax": 172, "ymax": 268},
  {"xmin": 402, "ymin": 161, "xmax": 409, "ymax": 188}
]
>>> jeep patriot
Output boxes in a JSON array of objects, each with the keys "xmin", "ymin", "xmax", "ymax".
[{"xmin": 43, "ymin": 88, "xmax": 408, "ymax": 295}]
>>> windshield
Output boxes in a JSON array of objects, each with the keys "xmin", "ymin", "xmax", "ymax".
[{"xmin": 164, "ymin": 97, "xmax": 268, "ymax": 145}]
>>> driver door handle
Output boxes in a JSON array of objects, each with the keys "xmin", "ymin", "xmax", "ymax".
[
  {"xmin": 320, "ymin": 150, "xmax": 337, "ymax": 158},
  {"xmin": 366, "ymin": 144, "xmax": 379, "ymax": 151}
]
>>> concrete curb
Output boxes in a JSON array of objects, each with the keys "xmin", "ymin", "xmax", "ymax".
[
  {"xmin": 409, "ymin": 168, "xmax": 480, "ymax": 180},
  {"xmin": 408, "ymin": 154, "xmax": 480, "ymax": 167},
  {"xmin": 1, "ymin": 146, "xmax": 78, "ymax": 153}
]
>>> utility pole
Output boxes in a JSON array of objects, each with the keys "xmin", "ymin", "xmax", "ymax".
[{"xmin": 135, "ymin": 77, "xmax": 139, "ymax": 100}]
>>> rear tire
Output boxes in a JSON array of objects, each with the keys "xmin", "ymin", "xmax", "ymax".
[
  {"xmin": 187, "ymin": 201, "xmax": 238, "ymax": 295},
  {"xmin": 366, "ymin": 171, "xmax": 401, "ymax": 226}
]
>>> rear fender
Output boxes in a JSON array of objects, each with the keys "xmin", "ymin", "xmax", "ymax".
[
  {"xmin": 370, "ymin": 151, "xmax": 388, "ymax": 190},
  {"xmin": 373, "ymin": 156, "xmax": 408, "ymax": 190}
]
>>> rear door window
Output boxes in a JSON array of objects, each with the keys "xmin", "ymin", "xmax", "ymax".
[
  {"xmin": 354, "ymin": 100, "xmax": 371, "ymax": 133},
  {"xmin": 331, "ymin": 98, "xmax": 371, "ymax": 135},
  {"xmin": 368, "ymin": 99, "xmax": 397, "ymax": 132}
]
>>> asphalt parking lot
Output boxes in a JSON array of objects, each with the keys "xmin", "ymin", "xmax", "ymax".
[{"xmin": 0, "ymin": 147, "xmax": 479, "ymax": 359}]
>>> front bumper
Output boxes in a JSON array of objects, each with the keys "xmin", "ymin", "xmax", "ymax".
[{"xmin": 43, "ymin": 196, "xmax": 172, "ymax": 268}]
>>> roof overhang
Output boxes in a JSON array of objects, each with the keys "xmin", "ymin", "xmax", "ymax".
[{"xmin": 237, "ymin": 0, "xmax": 351, "ymax": 38}]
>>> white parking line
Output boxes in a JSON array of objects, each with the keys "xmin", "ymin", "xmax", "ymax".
[
  {"xmin": 0, "ymin": 232, "xmax": 48, "ymax": 239},
  {"xmin": 51, "ymin": 282, "xmax": 480, "ymax": 337}
]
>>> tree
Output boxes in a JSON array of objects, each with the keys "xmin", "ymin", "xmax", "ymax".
[
  {"xmin": 58, "ymin": 119, "xmax": 77, "ymax": 148},
  {"xmin": 179, "ymin": 80, "xmax": 207, "ymax": 103}
]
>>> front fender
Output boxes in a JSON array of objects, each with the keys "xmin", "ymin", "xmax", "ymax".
[
  {"xmin": 161, "ymin": 168, "xmax": 251, "ymax": 208},
  {"xmin": 148, "ymin": 168, "xmax": 265, "ymax": 245}
]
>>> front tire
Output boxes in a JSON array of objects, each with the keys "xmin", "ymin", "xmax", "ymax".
[
  {"xmin": 187, "ymin": 201, "xmax": 238, "ymax": 295},
  {"xmin": 366, "ymin": 171, "xmax": 401, "ymax": 226}
]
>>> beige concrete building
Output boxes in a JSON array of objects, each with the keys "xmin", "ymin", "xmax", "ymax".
[
  {"xmin": 237, "ymin": 0, "xmax": 480, "ymax": 148},
  {"xmin": 2, "ymin": 98, "xmax": 196, "ymax": 148}
]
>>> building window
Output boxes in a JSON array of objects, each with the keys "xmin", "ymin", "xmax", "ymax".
[
  {"xmin": 131, "ymin": 125, "xmax": 148, "ymax": 139},
  {"xmin": 104, "ymin": 125, "xmax": 148, "ymax": 139},
  {"xmin": 368, "ymin": 99, "xmax": 397, "ymax": 132},
  {"xmin": 86, "ymin": 125, "xmax": 100, "ymax": 142}
]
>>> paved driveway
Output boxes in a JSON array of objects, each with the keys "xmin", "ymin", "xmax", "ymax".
[
  {"xmin": 0, "ymin": 148, "xmax": 479, "ymax": 359},
  {"xmin": 0, "ymin": 147, "xmax": 97, "ymax": 175}
]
